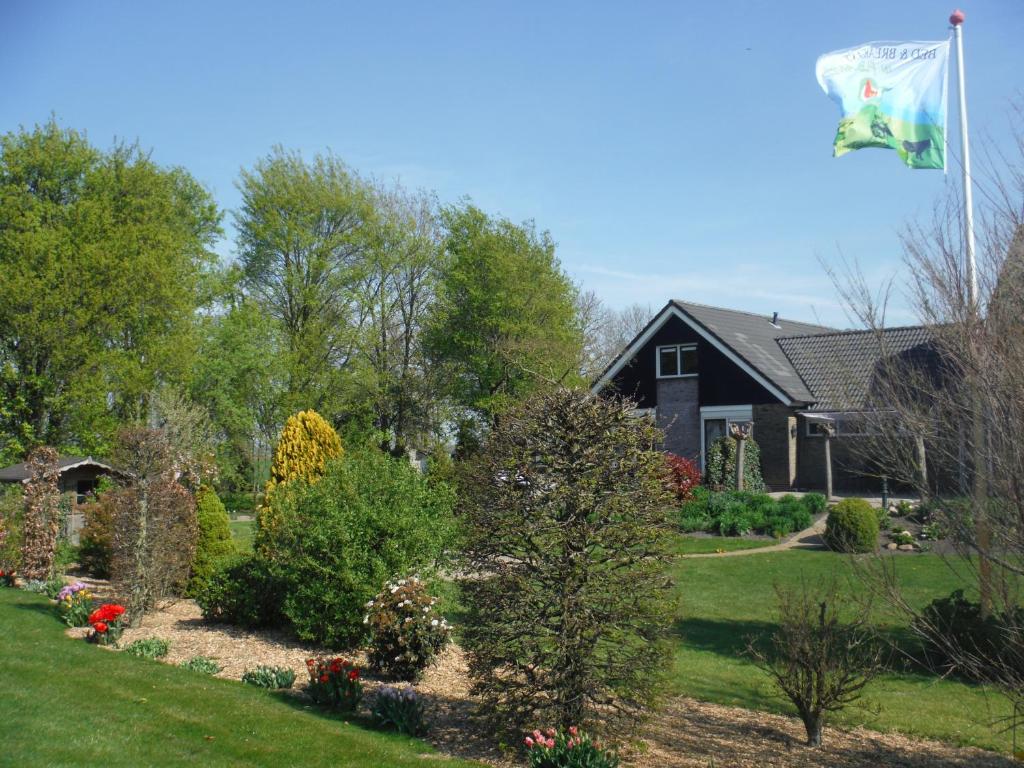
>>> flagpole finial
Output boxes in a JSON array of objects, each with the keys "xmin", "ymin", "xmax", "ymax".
[{"xmin": 950, "ymin": 9, "xmax": 965, "ymax": 26}]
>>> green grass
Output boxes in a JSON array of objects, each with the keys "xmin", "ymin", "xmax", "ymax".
[
  {"xmin": 0, "ymin": 588, "xmax": 478, "ymax": 767},
  {"xmin": 674, "ymin": 536, "xmax": 775, "ymax": 554},
  {"xmin": 672, "ymin": 550, "xmax": 1013, "ymax": 752},
  {"xmin": 230, "ymin": 519, "xmax": 254, "ymax": 552}
]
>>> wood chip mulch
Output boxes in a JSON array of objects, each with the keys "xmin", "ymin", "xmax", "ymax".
[{"xmin": 63, "ymin": 595, "xmax": 1016, "ymax": 768}]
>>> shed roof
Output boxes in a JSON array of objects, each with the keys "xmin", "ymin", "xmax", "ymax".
[{"xmin": 0, "ymin": 456, "xmax": 117, "ymax": 483}]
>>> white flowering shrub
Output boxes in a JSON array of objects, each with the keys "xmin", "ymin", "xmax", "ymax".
[{"xmin": 366, "ymin": 576, "xmax": 450, "ymax": 681}]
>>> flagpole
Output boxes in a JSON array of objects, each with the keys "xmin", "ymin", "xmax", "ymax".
[
  {"xmin": 950, "ymin": 9, "xmax": 976, "ymax": 308},
  {"xmin": 951, "ymin": 8, "xmax": 991, "ymax": 615}
]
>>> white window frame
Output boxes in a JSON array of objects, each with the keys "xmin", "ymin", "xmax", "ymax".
[{"xmin": 656, "ymin": 344, "xmax": 698, "ymax": 379}]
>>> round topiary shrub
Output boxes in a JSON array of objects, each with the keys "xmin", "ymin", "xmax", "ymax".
[
  {"xmin": 188, "ymin": 486, "xmax": 237, "ymax": 597},
  {"xmin": 824, "ymin": 498, "xmax": 879, "ymax": 553},
  {"xmin": 367, "ymin": 576, "xmax": 450, "ymax": 681}
]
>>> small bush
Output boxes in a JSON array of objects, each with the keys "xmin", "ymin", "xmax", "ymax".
[
  {"xmin": 188, "ymin": 486, "xmax": 237, "ymax": 597},
  {"xmin": 42, "ymin": 576, "xmax": 67, "ymax": 599},
  {"xmin": 663, "ymin": 453, "xmax": 701, "ymax": 502},
  {"xmin": 673, "ymin": 489, "xmax": 812, "ymax": 538},
  {"xmin": 372, "ymin": 685, "xmax": 427, "ymax": 736},
  {"xmin": 122, "ymin": 637, "xmax": 171, "ymax": 659},
  {"xmin": 525, "ymin": 726, "xmax": 619, "ymax": 768},
  {"xmin": 704, "ymin": 435, "xmax": 764, "ymax": 491},
  {"xmin": 0, "ymin": 484, "xmax": 24, "ymax": 573},
  {"xmin": 915, "ymin": 590, "xmax": 1024, "ymax": 681},
  {"xmin": 367, "ymin": 576, "xmax": 450, "ymax": 681},
  {"xmin": 56, "ymin": 582, "xmax": 94, "ymax": 627},
  {"xmin": 242, "ymin": 665, "xmax": 296, "ymax": 689},
  {"xmin": 180, "ymin": 656, "xmax": 221, "ymax": 675},
  {"xmin": 306, "ymin": 657, "xmax": 362, "ymax": 711},
  {"xmin": 802, "ymin": 493, "xmax": 827, "ymax": 516},
  {"xmin": 195, "ymin": 554, "xmax": 284, "ymax": 628},
  {"xmin": 890, "ymin": 531, "xmax": 915, "ymax": 546},
  {"xmin": 892, "ymin": 499, "xmax": 914, "ymax": 517},
  {"xmin": 824, "ymin": 498, "xmax": 879, "ymax": 553},
  {"xmin": 220, "ymin": 492, "xmax": 258, "ymax": 514},
  {"xmin": 78, "ymin": 490, "xmax": 116, "ymax": 578}
]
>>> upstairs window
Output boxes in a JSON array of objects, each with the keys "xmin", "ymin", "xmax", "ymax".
[{"xmin": 656, "ymin": 344, "xmax": 698, "ymax": 378}]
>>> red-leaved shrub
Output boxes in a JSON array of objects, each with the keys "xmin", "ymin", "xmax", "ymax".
[{"xmin": 664, "ymin": 453, "xmax": 701, "ymax": 502}]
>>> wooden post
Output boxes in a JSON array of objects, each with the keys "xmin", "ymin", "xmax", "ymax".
[
  {"xmin": 730, "ymin": 422, "xmax": 753, "ymax": 492},
  {"xmin": 915, "ymin": 434, "xmax": 929, "ymax": 501}
]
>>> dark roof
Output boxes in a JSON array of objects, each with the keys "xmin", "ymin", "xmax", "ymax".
[
  {"xmin": 0, "ymin": 455, "xmax": 116, "ymax": 483},
  {"xmin": 777, "ymin": 326, "xmax": 935, "ymax": 410},
  {"xmin": 672, "ymin": 300, "xmax": 835, "ymax": 404}
]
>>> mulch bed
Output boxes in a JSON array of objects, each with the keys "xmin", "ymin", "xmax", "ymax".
[{"xmin": 61, "ymin": 593, "xmax": 1016, "ymax": 768}]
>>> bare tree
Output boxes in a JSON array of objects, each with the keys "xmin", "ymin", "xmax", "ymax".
[
  {"xmin": 828, "ymin": 107, "xmax": 1024, "ymax": 709},
  {"xmin": 577, "ymin": 293, "xmax": 652, "ymax": 380},
  {"xmin": 748, "ymin": 580, "xmax": 883, "ymax": 747}
]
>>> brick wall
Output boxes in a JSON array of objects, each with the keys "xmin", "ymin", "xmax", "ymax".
[
  {"xmin": 656, "ymin": 378, "xmax": 700, "ymax": 461},
  {"xmin": 753, "ymin": 404, "xmax": 797, "ymax": 490}
]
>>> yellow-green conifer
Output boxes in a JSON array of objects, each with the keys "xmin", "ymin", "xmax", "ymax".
[{"xmin": 256, "ymin": 410, "xmax": 342, "ymax": 557}]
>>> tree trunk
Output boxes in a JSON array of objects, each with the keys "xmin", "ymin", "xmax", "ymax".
[{"xmin": 802, "ymin": 713, "xmax": 823, "ymax": 747}]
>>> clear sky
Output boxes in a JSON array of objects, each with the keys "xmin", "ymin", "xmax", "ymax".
[{"xmin": 3, "ymin": 1, "xmax": 1022, "ymax": 327}]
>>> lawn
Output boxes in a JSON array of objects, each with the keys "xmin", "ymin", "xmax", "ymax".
[
  {"xmin": 674, "ymin": 536, "xmax": 775, "ymax": 554},
  {"xmin": 672, "ymin": 550, "xmax": 1014, "ymax": 753},
  {"xmin": 230, "ymin": 518, "xmax": 254, "ymax": 552},
  {"xmin": 0, "ymin": 588, "xmax": 478, "ymax": 767}
]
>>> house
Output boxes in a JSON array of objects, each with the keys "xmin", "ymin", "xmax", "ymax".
[{"xmin": 591, "ymin": 300, "xmax": 936, "ymax": 493}]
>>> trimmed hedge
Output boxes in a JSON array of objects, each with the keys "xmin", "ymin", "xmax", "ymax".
[
  {"xmin": 676, "ymin": 488, "xmax": 816, "ymax": 538},
  {"xmin": 824, "ymin": 498, "xmax": 879, "ymax": 553}
]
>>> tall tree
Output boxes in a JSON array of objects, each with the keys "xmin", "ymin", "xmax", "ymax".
[
  {"xmin": 424, "ymin": 203, "xmax": 582, "ymax": 426},
  {"xmin": 352, "ymin": 183, "xmax": 445, "ymax": 454},
  {"xmin": 235, "ymin": 148, "xmax": 374, "ymax": 417},
  {"xmin": 0, "ymin": 120, "xmax": 221, "ymax": 460}
]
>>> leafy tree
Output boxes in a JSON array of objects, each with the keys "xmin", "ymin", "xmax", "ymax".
[
  {"xmin": 0, "ymin": 120, "xmax": 221, "ymax": 457},
  {"xmin": 235, "ymin": 147, "xmax": 373, "ymax": 416},
  {"xmin": 459, "ymin": 388, "xmax": 675, "ymax": 735},
  {"xmin": 424, "ymin": 204, "xmax": 582, "ymax": 428}
]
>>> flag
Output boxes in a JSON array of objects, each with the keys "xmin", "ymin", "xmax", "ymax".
[{"xmin": 816, "ymin": 40, "xmax": 950, "ymax": 169}]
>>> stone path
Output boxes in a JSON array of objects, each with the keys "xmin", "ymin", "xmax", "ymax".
[{"xmin": 682, "ymin": 514, "xmax": 828, "ymax": 558}]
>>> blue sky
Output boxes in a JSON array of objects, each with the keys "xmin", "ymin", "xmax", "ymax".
[{"xmin": 2, "ymin": 1, "xmax": 1022, "ymax": 327}]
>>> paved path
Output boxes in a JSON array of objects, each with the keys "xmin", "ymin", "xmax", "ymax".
[{"xmin": 682, "ymin": 513, "xmax": 829, "ymax": 558}]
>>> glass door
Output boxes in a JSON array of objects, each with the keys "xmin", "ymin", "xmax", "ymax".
[{"xmin": 703, "ymin": 418, "xmax": 727, "ymax": 470}]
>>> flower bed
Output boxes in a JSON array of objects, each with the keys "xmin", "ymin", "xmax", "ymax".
[{"xmin": 675, "ymin": 488, "xmax": 825, "ymax": 538}]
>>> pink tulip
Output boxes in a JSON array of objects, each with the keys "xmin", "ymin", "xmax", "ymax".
[
  {"xmin": 524, "ymin": 736, "xmax": 534, "ymax": 748},
  {"xmin": 545, "ymin": 738, "xmax": 555, "ymax": 749},
  {"xmin": 568, "ymin": 726, "xmax": 578, "ymax": 736}
]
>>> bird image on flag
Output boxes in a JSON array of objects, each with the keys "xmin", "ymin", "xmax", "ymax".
[{"xmin": 816, "ymin": 41, "xmax": 950, "ymax": 169}]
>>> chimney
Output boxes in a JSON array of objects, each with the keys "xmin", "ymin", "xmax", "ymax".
[{"xmin": 771, "ymin": 311, "xmax": 779, "ymax": 326}]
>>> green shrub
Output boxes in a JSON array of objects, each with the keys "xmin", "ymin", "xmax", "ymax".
[
  {"xmin": 802, "ymin": 493, "xmax": 827, "ymax": 516},
  {"xmin": 195, "ymin": 554, "xmax": 284, "ymax": 628},
  {"xmin": 704, "ymin": 435, "xmax": 764, "ymax": 492},
  {"xmin": 122, "ymin": 637, "xmax": 170, "ymax": 659},
  {"xmin": 367, "ymin": 576, "xmax": 450, "ymax": 681},
  {"xmin": 915, "ymin": 590, "xmax": 1024, "ymax": 681},
  {"xmin": 673, "ymin": 490, "xmax": 812, "ymax": 538},
  {"xmin": 220, "ymin": 492, "xmax": 258, "ymax": 514},
  {"xmin": 824, "ymin": 498, "xmax": 879, "ymax": 553},
  {"xmin": 242, "ymin": 665, "xmax": 296, "ymax": 689},
  {"xmin": 180, "ymin": 656, "xmax": 221, "ymax": 675},
  {"xmin": 188, "ymin": 486, "xmax": 237, "ymax": 597},
  {"xmin": 371, "ymin": 685, "xmax": 427, "ymax": 736},
  {"xmin": 78, "ymin": 490, "xmax": 116, "ymax": 578},
  {"xmin": 266, "ymin": 449, "xmax": 455, "ymax": 646}
]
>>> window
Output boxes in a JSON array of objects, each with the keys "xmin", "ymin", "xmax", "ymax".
[{"xmin": 656, "ymin": 344, "xmax": 697, "ymax": 378}]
